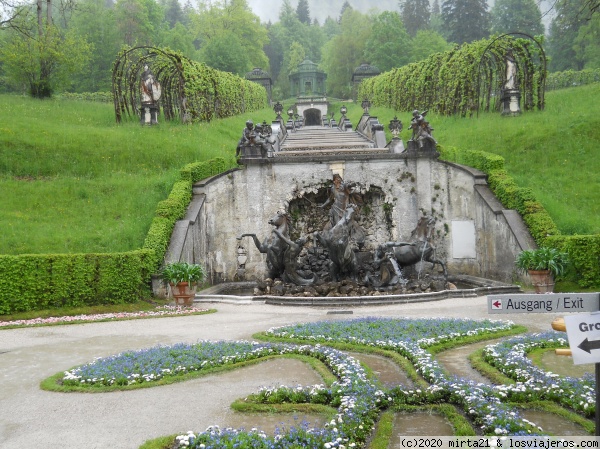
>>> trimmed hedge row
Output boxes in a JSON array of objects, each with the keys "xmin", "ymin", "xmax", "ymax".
[
  {"xmin": 0, "ymin": 157, "xmax": 234, "ymax": 315},
  {"xmin": 440, "ymin": 145, "xmax": 599, "ymax": 288},
  {"xmin": 546, "ymin": 69, "xmax": 600, "ymax": 91},
  {"xmin": 0, "ymin": 250, "xmax": 153, "ymax": 314},
  {"xmin": 142, "ymin": 158, "xmax": 231, "ymax": 269}
]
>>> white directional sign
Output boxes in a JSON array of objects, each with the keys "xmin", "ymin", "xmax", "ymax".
[
  {"xmin": 487, "ymin": 293, "xmax": 599, "ymax": 314},
  {"xmin": 564, "ymin": 312, "xmax": 600, "ymax": 365}
]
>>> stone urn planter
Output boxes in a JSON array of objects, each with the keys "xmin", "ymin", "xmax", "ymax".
[
  {"xmin": 170, "ymin": 282, "xmax": 198, "ymax": 306},
  {"xmin": 527, "ymin": 270, "xmax": 554, "ymax": 294},
  {"xmin": 161, "ymin": 262, "xmax": 205, "ymax": 307},
  {"xmin": 515, "ymin": 247, "xmax": 568, "ymax": 294}
]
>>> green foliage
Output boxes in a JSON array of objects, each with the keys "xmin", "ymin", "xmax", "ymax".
[
  {"xmin": 161, "ymin": 262, "xmax": 205, "ymax": 284},
  {"xmin": 201, "ymin": 31, "xmax": 251, "ymax": 75},
  {"xmin": 546, "ymin": 235, "xmax": 600, "ymax": 289},
  {"xmin": 0, "ymin": 25, "xmax": 92, "ymax": 97},
  {"xmin": 438, "ymin": 145, "xmax": 598, "ymax": 287},
  {"xmin": 441, "ymin": 0, "xmax": 490, "ymax": 44},
  {"xmin": 546, "ymin": 69, "xmax": 600, "ymax": 90},
  {"xmin": 409, "ymin": 29, "xmax": 452, "ymax": 63},
  {"xmin": 364, "ymin": 11, "xmax": 411, "ymax": 73},
  {"xmin": 359, "ymin": 35, "xmax": 545, "ymax": 116},
  {"xmin": 321, "ymin": 8, "xmax": 373, "ymax": 98},
  {"xmin": 58, "ymin": 92, "xmax": 114, "ymax": 102},
  {"xmin": 574, "ymin": 14, "xmax": 600, "ymax": 69},
  {"xmin": 0, "ymin": 250, "xmax": 154, "ymax": 315},
  {"xmin": 546, "ymin": 0, "xmax": 592, "ymax": 72},
  {"xmin": 400, "ymin": 0, "xmax": 431, "ymax": 37},
  {"xmin": 515, "ymin": 247, "xmax": 569, "ymax": 277},
  {"xmin": 189, "ymin": 0, "xmax": 269, "ymax": 71},
  {"xmin": 0, "ymin": 150, "xmax": 233, "ymax": 314},
  {"xmin": 112, "ymin": 46, "xmax": 268, "ymax": 123},
  {"xmin": 489, "ymin": 0, "xmax": 544, "ymax": 37}
]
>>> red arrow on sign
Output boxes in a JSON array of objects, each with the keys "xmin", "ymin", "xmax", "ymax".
[{"xmin": 492, "ymin": 300, "xmax": 502, "ymax": 309}]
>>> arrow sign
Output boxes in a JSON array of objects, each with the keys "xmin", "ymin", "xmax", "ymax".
[
  {"xmin": 492, "ymin": 300, "xmax": 502, "ymax": 309},
  {"xmin": 564, "ymin": 312, "xmax": 600, "ymax": 365},
  {"xmin": 578, "ymin": 338, "xmax": 600, "ymax": 354}
]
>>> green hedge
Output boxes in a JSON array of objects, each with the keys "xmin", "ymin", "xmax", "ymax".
[
  {"xmin": 546, "ymin": 69, "xmax": 600, "ymax": 91},
  {"xmin": 0, "ymin": 250, "xmax": 154, "ymax": 314},
  {"xmin": 440, "ymin": 145, "xmax": 599, "ymax": 288},
  {"xmin": 0, "ymin": 157, "xmax": 234, "ymax": 314}
]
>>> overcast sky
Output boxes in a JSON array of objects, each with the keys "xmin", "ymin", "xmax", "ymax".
[
  {"xmin": 246, "ymin": 0, "xmax": 401, "ymax": 24},
  {"xmin": 246, "ymin": 0, "xmax": 555, "ymax": 26}
]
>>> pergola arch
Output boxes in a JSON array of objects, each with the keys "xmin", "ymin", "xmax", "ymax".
[
  {"xmin": 111, "ymin": 46, "xmax": 267, "ymax": 124},
  {"xmin": 476, "ymin": 33, "xmax": 547, "ymax": 115}
]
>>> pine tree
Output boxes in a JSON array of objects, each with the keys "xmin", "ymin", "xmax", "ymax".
[
  {"xmin": 296, "ymin": 0, "xmax": 311, "ymax": 24},
  {"xmin": 441, "ymin": 0, "xmax": 490, "ymax": 44},
  {"xmin": 339, "ymin": 1, "xmax": 352, "ymax": 23},
  {"xmin": 490, "ymin": 0, "xmax": 544, "ymax": 36},
  {"xmin": 399, "ymin": 0, "xmax": 431, "ymax": 36}
]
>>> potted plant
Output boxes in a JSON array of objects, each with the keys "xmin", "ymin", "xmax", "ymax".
[
  {"xmin": 515, "ymin": 247, "xmax": 568, "ymax": 293},
  {"xmin": 161, "ymin": 262, "xmax": 205, "ymax": 306}
]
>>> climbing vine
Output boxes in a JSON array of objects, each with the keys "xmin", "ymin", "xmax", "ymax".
[
  {"xmin": 111, "ymin": 46, "xmax": 267, "ymax": 123},
  {"xmin": 359, "ymin": 35, "xmax": 546, "ymax": 117}
]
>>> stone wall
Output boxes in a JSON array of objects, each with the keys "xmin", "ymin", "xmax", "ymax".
[{"xmin": 165, "ymin": 154, "xmax": 536, "ymax": 287}]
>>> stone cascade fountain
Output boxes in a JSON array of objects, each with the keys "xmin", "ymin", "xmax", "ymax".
[{"xmin": 161, "ymin": 106, "xmax": 533, "ymax": 304}]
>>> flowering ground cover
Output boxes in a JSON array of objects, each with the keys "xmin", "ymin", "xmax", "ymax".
[
  {"xmin": 0, "ymin": 306, "xmax": 212, "ymax": 329},
  {"xmin": 47, "ymin": 317, "xmax": 594, "ymax": 448}
]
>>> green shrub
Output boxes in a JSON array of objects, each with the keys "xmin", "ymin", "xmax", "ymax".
[
  {"xmin": 0, "ymin": 158, "xmax": 233, "ymax": 314},
  {"xmin": 439, "ymin": 145, "xmax": 598, "ymax": 288}
]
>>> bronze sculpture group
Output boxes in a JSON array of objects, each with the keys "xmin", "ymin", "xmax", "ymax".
[{"xmin": 238, "ymin": 175, "xmax": 447, "ymax": 289}]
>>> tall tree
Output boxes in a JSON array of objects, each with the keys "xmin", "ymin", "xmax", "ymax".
[
  {"xmin": 201, "ymin": 30, "xmax": 250, "ymax": 74},
  {"xmin": 490, "ymin": 0, "xmax": 544, "ymax": 36},
  {"xmin": 574, "ymin": 13, "xmax": 600, "ymax": 68},
  {"xmin": 190, "ymin": 0, "xmax": 268, "ymax": 71},
  {"xmin": 364, "ymin": 11, "xmax": 411, "ymax": 72},
  {"xmin": 70, "ymin": 0, "xmax": 120, "ymax": 92},
  {"xmin": 441, "ymin": 0, "xmax": 490, "ymax": 44},
  {"xmin": 1, "ymin": 24, "xmax": 91, "ymax": 96},
  {"xmin": 114, "ymin": 0, "xmax": 165, "ymax": 46},
  {"xmin": 547, "ymin": 0, "xmax": 589, "ymax": 71},
  {"xmin": 322, "ymin": 7, "xmax": 372, "ymax": 97},
  {"xmin": 163, "ymin": 0, "xmax": 186, "ymax": 28},
  {"xmin": 339, "ymin": 1, "xmax": 352, "ymax": 23},
  {"xmin": 399, "ymin": 0, "xmax": 431, "ymax": 36},
  {"xmin": 409, "ymin": 29, "xmax": 452, "ymax": 62},
  {"xmin": 430, "ymin": 0, "xmax": 444, "ymax": 35},
  {"xmin": 0, "ymin": 0, "xmax": 91, "ymax": 97},
  {"xmin": 296, "ymin": 0, "xmax": 311, "ymax": 24}
]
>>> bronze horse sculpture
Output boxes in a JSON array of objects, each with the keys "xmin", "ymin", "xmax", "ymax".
[
  {"xmin": 371, "ymin": 216, "xmax": 447, "ymax": 286},
  {"xmin": 315, "ymin": 204, "xmax": 359, "ymax": 281},
  {"xmin": 237, "ymin": 211, "xmax": 290, "ymax": 279}
]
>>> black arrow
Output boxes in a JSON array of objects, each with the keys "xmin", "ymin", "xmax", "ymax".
[{"xmin": 578, "ymin": 338, "xmax": 600, "ymax": 354}]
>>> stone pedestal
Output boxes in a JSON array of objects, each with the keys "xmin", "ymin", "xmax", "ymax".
[
  {"xmin": 501, "ymin": 89, "xmax": 521, "ymax": 116},
  {"xmin": 140, "ymin": 103, "xmax": 159, "ymax": 125}
]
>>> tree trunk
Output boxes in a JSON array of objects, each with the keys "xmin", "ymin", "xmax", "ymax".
[
  {"xmin": 37, "ymin": 0, "xmax": 43, "ymax": 37},
  {"xmin": 47, "ymin": 0, "xmax": 52, "ymax": 25}
]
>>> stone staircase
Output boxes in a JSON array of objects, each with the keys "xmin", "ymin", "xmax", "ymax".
[{"xmin": 279, "ymin": 125, "xmax": 375, "ymax": 153}]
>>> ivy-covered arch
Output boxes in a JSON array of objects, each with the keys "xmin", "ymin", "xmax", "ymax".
[
  {"xmin": 358, "ymin": 35, "xmax": 546, "ymax": 117},
  {"xmin": 111, "ymin": 46, "xmax": 268, "ymax": 123},
  {"xmin": 476, "ymin": 33, "xmax": 547, "ymax": 115}
]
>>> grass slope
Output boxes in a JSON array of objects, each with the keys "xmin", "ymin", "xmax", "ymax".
[
  {"xmin": 0, "ymin": 95, "xmax": 274, "ymax": 254},
  {"xmin": 365, "ymin": 84, "xmax": 600, "ymax": 235},
  {"xmin": 0, "ymin": 86, "xmax": 597, "ymax": 255}
]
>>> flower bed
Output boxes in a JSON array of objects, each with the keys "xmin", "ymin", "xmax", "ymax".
[
  {"xmin": 0, "ymin": 306, "xmax": 210, "ymax": 328},
  {"xmin": 52, "ymin": 317, "xmax": 593, "ymax": 447}
]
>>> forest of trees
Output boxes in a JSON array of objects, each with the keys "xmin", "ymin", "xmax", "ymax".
[{"xmin": 0, "ymin": 0, "xmax": 598, "ymax": 99}]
